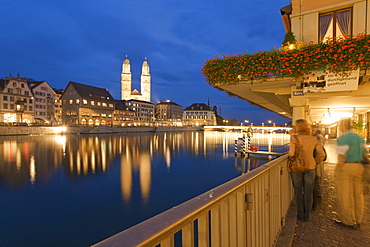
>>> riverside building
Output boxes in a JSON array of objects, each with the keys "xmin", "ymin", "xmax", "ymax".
[
  {"xmin": 155, "ymin": 100, "xmax": 183, "ymax": 126},
  {"xmin": 203, "ymin": 0, "xmax": 370, "ymax": 139},
  {"xmin": 183, "ymin": 103, "xmax": 216, "ymax": 126},
  {"xmin": 0, "ymin": 74, "xmax": 34, "ymax": 124},
  {"xmin": 61, "ymin": 81, "xmax": 115, "ymax": 126}
]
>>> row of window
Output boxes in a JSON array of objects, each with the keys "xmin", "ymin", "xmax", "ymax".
[
  {"xmin": 3, "ymin": 103, "xmax": 33, "ymax": 111},
  {"xmin": 7, "ymin": 88, "xmax": 31, "ymax": 96},
  {"xmin": 35, "ymin": 91, "xmax": 51, "ymax": 97},
  {"xmin": 3, "ymin": 96, "xmax": 33, "ymax": 103},
  {"xmin": 114, "ymin": 112, "xmax": 135, "ymax": 116},
  {"xmin": 127, "ymin": 102, "xmax": 154, "ymax": 109},
  {"xmin": 185, "ymin": 115, "xmax": 209, "ymax": 120},
  {"xmin": 35, "ymin": 105, "xmax": 46, "ymax": 109},
  {"xmin": 10, "ymin": 82, "xmax": 25, "ymax": 88},
  {"xmin": 185, "ymin": 111, "xmax": 212, "ymax": 115},
  {"xmin": 80, "ymin": 119, "xmax": 110, "ymax": 125},
  {"xmin": 68, "ymin": 99, "xmax": 113, "ymax": 107}
]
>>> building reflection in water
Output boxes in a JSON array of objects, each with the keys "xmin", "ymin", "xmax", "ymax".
[{"xmin": 0, "ymin": 131, "xmax": 289, "ymax": 203}]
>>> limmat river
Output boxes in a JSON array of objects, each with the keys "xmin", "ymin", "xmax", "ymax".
[{"xmin": 0, "ymin": 131, "xmax": 290, "ymax": 247}]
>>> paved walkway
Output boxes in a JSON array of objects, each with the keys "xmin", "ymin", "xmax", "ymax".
[{"xmin": 276, "ymin": 139, "xmax": 370, "ymax": 247}]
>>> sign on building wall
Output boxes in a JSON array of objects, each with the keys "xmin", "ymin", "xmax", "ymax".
[{"xmin": 302, "ymin": 69, "xmax": 359, "ymax": 93}]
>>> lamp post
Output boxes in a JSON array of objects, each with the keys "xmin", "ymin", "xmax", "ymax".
[
  {"xmin": 268, "ymin": 120, "xmax": 272, "ymax": 126},
  {"xmin": 245, "ymin": 120, "xmax": 249, "ymax": 126}
]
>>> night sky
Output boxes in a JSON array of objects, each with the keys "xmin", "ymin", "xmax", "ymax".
[{"xmin": 1, "ymin": 0, "xmax": 291, "ymax": 125}]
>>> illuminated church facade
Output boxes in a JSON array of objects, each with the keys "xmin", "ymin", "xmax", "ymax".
[{"xmin": 121, "ymin": 57, "xmax": 151, "ymax": 102}]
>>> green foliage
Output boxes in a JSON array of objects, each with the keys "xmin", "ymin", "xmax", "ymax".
[
  {"xmin": 353, "ymin": 120, "xmax": 364, "ymax": 132},
  {"xmin": 282, "ymin": 30, "xmax": 296, "ymax": 46}
]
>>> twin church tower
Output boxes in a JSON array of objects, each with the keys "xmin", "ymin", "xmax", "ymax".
[{"xmin": 121, "ymin": 56, "xmax": 151, "ymax": 102}]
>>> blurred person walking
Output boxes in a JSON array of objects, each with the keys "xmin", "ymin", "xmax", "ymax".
[
  {"xmin": 335, "ymin": 118, "xmax": 368, "ymax": 229},
  {"xmin": 289, "ymin": 119, "xmax": 326, "ymax": 221}
]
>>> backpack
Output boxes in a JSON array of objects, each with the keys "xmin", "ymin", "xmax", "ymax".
[{"xmin": 287, "ymin": 135, "xmax": 309, "ymax": 173}]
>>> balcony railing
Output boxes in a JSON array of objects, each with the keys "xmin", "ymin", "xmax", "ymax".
[{"xmin": 93, "ymin": 155, "xmax": 293, "ymax": 247}]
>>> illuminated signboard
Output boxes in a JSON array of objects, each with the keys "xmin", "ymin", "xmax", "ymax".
[{"xmin": 303, "ymin": 69, "xmax": 359, "ymax": 93}]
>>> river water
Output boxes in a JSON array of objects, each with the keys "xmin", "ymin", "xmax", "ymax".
[{"xmin": 0, "ymin": 131, "xmax": 290, "ymax": 247}]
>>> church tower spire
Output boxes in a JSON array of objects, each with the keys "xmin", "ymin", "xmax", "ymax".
[
  {"xmin": 121, "ymin": 55, "xmax": 132, "ymax": 100},
  {"xmin": 140, "ymin": 57, "xmax": 151, "ymax": 102}
]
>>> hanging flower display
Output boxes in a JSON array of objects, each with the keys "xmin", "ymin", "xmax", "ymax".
[{"xmin": 202, "ymin": 33, "xmax": 370, "ymax": 86}]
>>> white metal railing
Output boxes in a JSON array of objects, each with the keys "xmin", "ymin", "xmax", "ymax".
[{"xmin": 93, "ymin": 155, "xmax": 293, "ymax": 247}]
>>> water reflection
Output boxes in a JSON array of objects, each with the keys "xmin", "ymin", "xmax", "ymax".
[
  {"xmin": 0, "ymin": 131, "xmax": 289, "ymax": 190},
  {"xmin": 0, "ymin": 131, "xmax": 290, "ymax": 247}
]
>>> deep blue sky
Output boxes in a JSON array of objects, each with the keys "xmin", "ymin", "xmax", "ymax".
[{"xmin": 1, "ymin": 0, "xmax": 291, "ymax": 125}]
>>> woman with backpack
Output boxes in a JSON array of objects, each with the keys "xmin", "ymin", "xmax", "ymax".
[{"xmin": 289, "ymin": 119, "xmax": 326, "ymax": 221}]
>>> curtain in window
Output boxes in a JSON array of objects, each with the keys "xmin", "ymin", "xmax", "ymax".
[
  {"xmin": 336, "ymin": 10, "xmax": 351, "ymax": 36},
  {"xmin": 319, "ymin": 14, "xmax": 333, "ymax": 41}
]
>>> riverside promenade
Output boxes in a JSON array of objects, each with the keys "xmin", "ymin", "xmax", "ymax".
[{"xmin": 276, "ymin": 139, "xmax": 370, "ymax": 247}]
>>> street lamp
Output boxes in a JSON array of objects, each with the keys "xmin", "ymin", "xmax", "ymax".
[
  {"xmin": 268, "ymin": 120, "xmax": 272, "ymax": 126},
  {"xmin": 244, "ymin": 120, "xmax": 249, "ymax": 126}
]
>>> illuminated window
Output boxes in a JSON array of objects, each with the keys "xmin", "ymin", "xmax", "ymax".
[
  {"xmin": 98, "ymin": 102, "xmax": 101, "ymax": 106},
  {"xmin": 91, "ymin": 101, "xmax": 95, "ymax": 105},
  {"xmin": 83, "ymin": 99, "xmax": 88, "ymax": 104},
  {"xmin": 102, "ymin": 102, "xmax": 107, "ymax": 107},
  {"xmin": 76, "ymin": 99, "xmax": 80, "ymax": 104},
  {"xmin": 69, "ymin": 99, "xmax": 73, "ymax": 104},
  {"xmin": 319, "ymin": 8, "xmax": 352, "ymax": 41},
  {"xmin": 109, "ymin": 104, "xmax": 113, "ymax": 108}
]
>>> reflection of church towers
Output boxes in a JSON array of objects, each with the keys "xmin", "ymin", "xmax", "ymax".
[{"xmin": 121, "ymin": 56, "xmax": 151, "ymax": 102}]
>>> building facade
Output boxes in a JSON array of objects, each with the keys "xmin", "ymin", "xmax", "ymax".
[
  {"xmin": 155, "ymin": 100, "xmax": 183, "ymax": 126},
  {"xmin": 53, "ymin": 89, "xmax": 63, "ymax": 125},
  {"xmin": 204, "ymin": 0, "xmax": 370, "ymax": 139},
  {"xmin": 113, "ymin": 100, "xmax": 135, "ymax": 126},
  {"xmin": 28, "ymin": 80, "xmax": 55, "ymax": 124},
  {"xmin": 289, "ymin": 0, "xmax": 368, "ymax": 44},
  {"xmin": 121, "ymin": 57, "xmax": 151, "ymax": 102},
  {"xmin": 286, "ymin": 0, "xmax": 370, "ymax": 136},
  {"xmin": 125, "ymin": 99, "xmax": 155, "ymax": 126},
  {"xmin": 61, "ymin": 81, "xmax": 115, "ymax": 126},
  {"xmin": 183, "ymin": 103, "xmax": 216, "ymax": 126},
  {"xmin": 0, "ymin": 74, "xmax": 34, "ymax": 124}
]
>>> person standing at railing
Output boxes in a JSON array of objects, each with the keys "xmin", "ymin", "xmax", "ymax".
[
  {"xmin": 335, "ymin": 118, "xmax": 368, "ymax": 229},
  {"xmin": 289, "ymin": 119, "xmax": 326, "ymax": 222}
]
